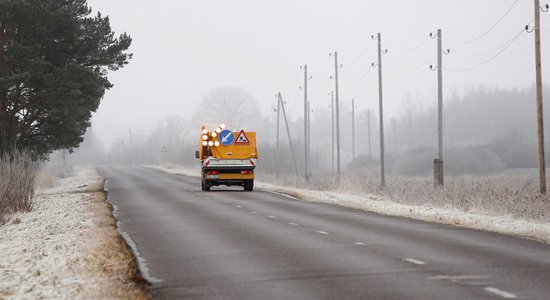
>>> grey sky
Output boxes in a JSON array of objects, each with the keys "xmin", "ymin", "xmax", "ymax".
[{"xmin": 87, "ymin": 0, "xmax": 549, "ymax": 146}]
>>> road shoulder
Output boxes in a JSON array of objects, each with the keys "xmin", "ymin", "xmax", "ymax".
[{"xmin": 0, "ymin": 168, "xmax": 148, "ymax": 299}]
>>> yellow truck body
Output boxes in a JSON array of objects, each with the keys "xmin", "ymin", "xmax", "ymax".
[{"xmin": 196, "ymin": 127, "xmax": 258, "ymax": 191}]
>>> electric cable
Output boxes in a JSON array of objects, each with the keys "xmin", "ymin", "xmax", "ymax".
[
  {"xmin": 451, "ymin": 0, "xmax": 519, "ymax": 45},
  {"xmin": 448, "ymin": 30, "xmax": 524, "ymax": 72}
]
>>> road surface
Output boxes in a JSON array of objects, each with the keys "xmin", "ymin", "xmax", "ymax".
[{"xmin": 100, "ymin": 166, "xmax": 550, "ymax": 300}]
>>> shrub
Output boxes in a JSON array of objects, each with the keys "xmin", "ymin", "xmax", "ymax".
[{"xmin": 0, "ymin": 151, "xmax": 39, "ymax": 222}]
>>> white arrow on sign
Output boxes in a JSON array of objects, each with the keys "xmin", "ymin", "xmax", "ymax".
[{"xmin": 221, "ymin": 131, "xmax": 231, "ymax": 143}]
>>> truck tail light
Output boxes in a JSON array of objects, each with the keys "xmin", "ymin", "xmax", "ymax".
[
  {"xmin": 207, "ymin": 170, "xmax": 219, "ymax": 175},
  {"xmin": 241, "ymin": 170, "xmax": 253, "ymax": 175}
]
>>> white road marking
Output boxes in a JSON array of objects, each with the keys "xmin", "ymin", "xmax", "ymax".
[
  {"xmin": 428, "ymin": 275, "xmax": 489, "ymax": 281},
  {"xmin": 354, "ymin": 242, "xmax": 367, "ymax": 246},
  {"xmin": 316, "ymin": 230, "xmax": 329, "ymax": 235},
  {"xmin": 268, "ymin": 191, "xmax": 298, "ymax": 200},
  {"xmin": 288, "ymin": 222, "xmax": 300, "ymax": 226},
  {"xmin": 484, "ymin": 287, "xmax": 517, "ymax": 299},
  {"xmin": 404, "ymin": 258, "xmax": 426, "ymax": 265},
  {"xmin": 236, "ymin": 205, "xmax": 243, "ymax": 208},
  {"xmin": 267, "ymin": 215, "xmax": 277, "ymax": 219}
]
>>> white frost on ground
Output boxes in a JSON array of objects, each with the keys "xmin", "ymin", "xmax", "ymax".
[
  {"xmin": 147, "ymin": 164, "xmax": 550, "ymax": 244},
  {"xmin": 0, "ymin": 168, "xmax": 145, "ymax": 299}
]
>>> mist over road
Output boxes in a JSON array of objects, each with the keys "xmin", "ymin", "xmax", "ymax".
[{"xmin": 100, "ymin": 166, "xmax": 550, "ymax": 300}]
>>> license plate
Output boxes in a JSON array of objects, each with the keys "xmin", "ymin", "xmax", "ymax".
[{"xmin": 206, "ymin": 175, "xmax": 219, "ymax": 179}]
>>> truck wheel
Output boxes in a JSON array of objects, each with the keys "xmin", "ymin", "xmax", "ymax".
[{"xmin": 244, "ymin": 180, "xmax": 254, "ymax": 191}]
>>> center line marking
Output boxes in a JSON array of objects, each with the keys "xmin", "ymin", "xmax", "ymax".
[
  {"xmin": 429, "ymin": 275, "xmax": 489, "ymax": 281},
  {"xmin": 316, "ymin": 231, "xmax": 329, "ymax": 235},
  {"xmin": 288, "ymin": 222, "xmax": 300, "ymax": 226},
  {"xmin": 404, "ymin": 258, "xmax": 426, "ymax": 265},
  {"xmin": 484, "ymin": 287, "xmax": 516, "ymax": 299},
  {"xmin": 267, "ymin": 216, "xmax": 276, "ymax": 219},
  {"xmin": 236, "ymin": 205, "xmax": 242, "ymax": 208},
  {"xmin": 354, "ymin": 242, "xmax": 366, "ymax": 246}
]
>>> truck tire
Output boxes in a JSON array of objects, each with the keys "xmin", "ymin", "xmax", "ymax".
[
  {"xmin": 204, "ymin": 181, "xmax": 211, "ymax": 191},
  {"xmin": 244, "ymin": 180, "xmax": 254, "ymax": 191},
  {"xmin": 201, "ymin": 180, "xmax": 205, "ymax": 191}
]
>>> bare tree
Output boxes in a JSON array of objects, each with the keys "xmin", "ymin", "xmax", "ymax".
[{"xmin": 194, "ymin": 86, "xmax": 261, "ymax": 130}]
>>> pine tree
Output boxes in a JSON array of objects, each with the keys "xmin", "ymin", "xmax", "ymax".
[{"xmin": 0, "ymin": 0, "xmax": 132, "ymax": 159}]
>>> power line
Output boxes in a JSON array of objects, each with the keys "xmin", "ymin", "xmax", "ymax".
[
  {"xmin": 344, "ymin": 66, "xmax": 375, "ymax": 86},
  {"xmin": 452, "ymin": 28, "xmax": 526, "ymax": 57},
  {"xmin": 411, "ymin": 57, "xmax": 436, "ymax": 67},
  {"xmin": 346, "ymin": 39, "xmax": 374, "ymax": 65},
  {"xmin": 402, "ymin": 67, "xmax": 431, "ymax": 79},
  {"xmin": 449, "ymin": 30, "xmax": 524, "ymax": 72},
  {"xmin": 313, "ymin": 77, "xmax": 333, "ymax": 93},
  {"xmin": 390, "ymin": 35, "xmax": 431, "ymax": 54},
  {"xmin": 451, "ymin": 0, "xmax": 520, "ymax": 45},
  {"xmin": 311, "ymin": 55, "xmax": 332, "ymax": 75}
]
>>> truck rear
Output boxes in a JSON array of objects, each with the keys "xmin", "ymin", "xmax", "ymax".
[{"xmin": 195, "ymin": 124, "xmax": 258, "ymax": 191}]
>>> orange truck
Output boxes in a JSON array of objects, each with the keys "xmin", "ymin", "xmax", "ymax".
[{"xmin": 195, "ymin": 124, "xmax": 258, "ymax": 191}]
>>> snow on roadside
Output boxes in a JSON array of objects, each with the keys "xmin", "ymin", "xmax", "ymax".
[
  {"xmin": 0, "ymin": 168, "xmax": 147, "ymax": 299},
  {"xmin": 147, "ymin": 164, "xmax": 550, "ymax": 244}
]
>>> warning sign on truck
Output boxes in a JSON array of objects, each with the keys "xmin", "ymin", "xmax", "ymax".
[{"xmin": 234, "ymin": 130, "xmax": 250, "ymax": 144}]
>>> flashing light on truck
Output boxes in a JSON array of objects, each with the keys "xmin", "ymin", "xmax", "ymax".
[{"xmin": 195, "ymin": 124, "xmax": 258, "ymax": 191}]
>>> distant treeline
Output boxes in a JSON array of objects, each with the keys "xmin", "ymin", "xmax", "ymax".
[{"xmin": 68, "ymin": 85, "xmax": 549, "ymax": 177}]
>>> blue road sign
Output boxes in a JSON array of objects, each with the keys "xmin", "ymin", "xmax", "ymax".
[{"xmin": 219, "ymin": 129, "xmax": 234, "ymax": 146}]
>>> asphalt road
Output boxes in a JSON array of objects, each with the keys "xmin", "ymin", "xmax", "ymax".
[{"xmin": 100, "ymin": 166, "xmax": 550, "ymax": 300}]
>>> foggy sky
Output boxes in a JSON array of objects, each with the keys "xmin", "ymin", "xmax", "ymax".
[{"xmin": 87, "ymin": 0, "xmax": 550, "ymax": 146}]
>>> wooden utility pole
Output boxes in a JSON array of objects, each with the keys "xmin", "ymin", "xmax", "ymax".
[
  {"xmin": 278, "ymin": 93, "xmax": 299, "ymax": 177},
  {"xmin": 534, "ymin": 0, "xmax": 546, "ymax": 194},
  {"xmin": 303, "ymin": 65, "xmax": 309, "ymax": 183},
  {"xmin": 376, "ymin": 33, "xmax": 385, "ymax": 186},
  {"xmin": 334, "ymin": 52, "xmax": 341, "ymax": 179}
]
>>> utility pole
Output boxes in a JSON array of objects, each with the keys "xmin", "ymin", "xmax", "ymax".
[
  {"xmin": 278, "ymin": 93, "xmax": 299, "ymax": 177},
  {"xmin": 276, "ymin": 96, "xmax": 280, "ymax": 182},
  {"xmin": 303, "ymin": 64, "xmax": 309, "ymax": 183},
  {"xmin": 534, "ymin": 0, "xmax": 546, "ymax": 194},
  {"xmin": 436, "ymin": 28, "xmax": 444, "ymax": 186},
  {"xmin": 333, "ymin": 52, "xmax": 341, "ymax": 179},
  {"xmin": 376, "ymin": 33, "xmax": 385, "ymax": 186},
  {"xmin": 331, "ymin": 91, "xmax": 335, "ymax": 176},
  {"xmin": 367, "ymin": 110, "xmax": 372, "ymax": 160},
  {"xmin": 307, "ymin": 100, "xmax": 311, "ymax": 178},
  {"xmin": 129, "ymin": 129, "xmax": 133, "ymax": 166},
  {"xmin": 352, "ymin": 99, "xmax": 355, "ymax": 161}
]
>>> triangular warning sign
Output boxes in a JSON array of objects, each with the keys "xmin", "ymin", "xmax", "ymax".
[
  {"xmin": 161, "ymin": 146, "xmax": 168, "ymax": 152},
  {"xmin": 234, "ymin": 130, "xmax": 250, "ymax": 144}
]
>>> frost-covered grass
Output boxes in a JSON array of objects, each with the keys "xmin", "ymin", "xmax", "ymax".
[
  {"xmin": 147, "ymin": 164, "xmax": 550, "ymax": 243},
  {"xmin": 261, "ymin": 173, "xmax": 550, "ymax": 223},
  {"xmin": 0, "ymin": 168, "xmax": 147, "ymax": 299}
]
